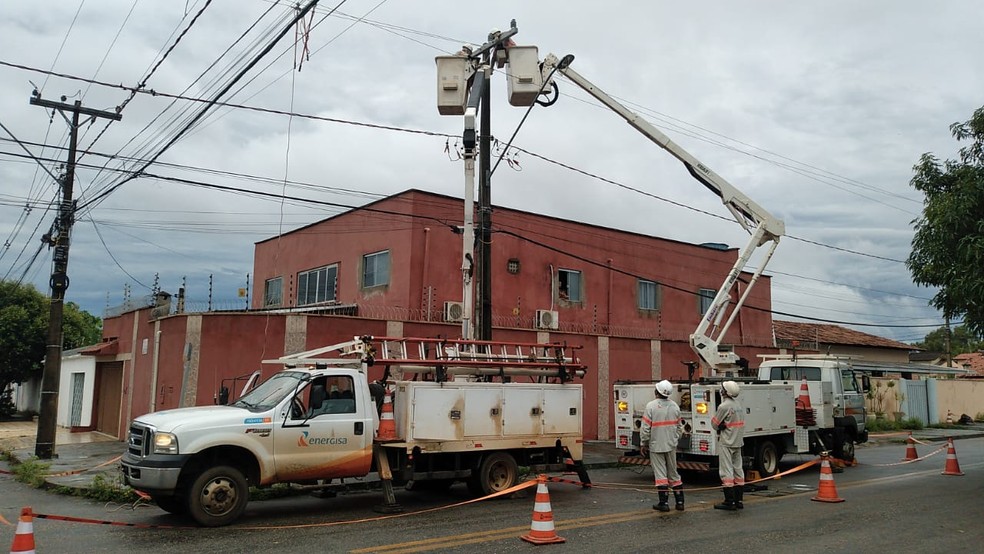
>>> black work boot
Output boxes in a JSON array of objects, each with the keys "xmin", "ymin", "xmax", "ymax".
[
  {"xmin": 672, "ymin": 485, "xmax": 685, "ymax": 511},
  {"xmin": 653, "ymin": 488, "xmax": 670, "ymax": 512},
  {"xmin": 735, "ymin": 486, "xmax": 744, "ymax": 509},
  {"xmin": 714, "ymin": 487, "xmax": 737, "ymax": 511}
]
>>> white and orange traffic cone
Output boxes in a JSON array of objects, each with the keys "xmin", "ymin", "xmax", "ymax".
[
  {"xmin": 520, "ymin": 475, "xmax": 565, "ymax": 545},
  {"xmin": 797, "ymin": 378, "xmax": 812, "ymax": 411},
  {"xmin": 9, "ymin": 506, "xmax": 36, "ymax": 554},
  {"xmin": 811, "ymin": 454, "xmax": 845, "ymax": 503},
  {"xmin": 903, "ymin": 432, "xmax": 919, "ymax": 462},
  {"xmin": 375, "ymin": 388, "xmax": 398, "ymax": 442},
  {"xmin": 941, "ymin": 437, "xmax": 964, "ymax": 476}
]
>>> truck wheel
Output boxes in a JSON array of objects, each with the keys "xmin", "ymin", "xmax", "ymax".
[
  {"xmin": 151, "ymin": 494, "xmax": 186, "ymax": 515},
  {"xmin": 833, "ymin": 430, "xmax": 855, "ymax": 462},
  {"xmin": 467, "ymin": 452, "xmax": 518, "ymax": 496},
  {"xmin": 186, "ymin": 466, "xmax": 249, "ymax": 527},
  {"xmin": 753, "ymin": 440, "xmax": 779, "ymax": 477}
]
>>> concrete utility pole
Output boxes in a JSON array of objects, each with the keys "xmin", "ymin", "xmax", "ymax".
[{"xmin": 30, "ymin": 95, "xmax": 120, "ymax": 459}]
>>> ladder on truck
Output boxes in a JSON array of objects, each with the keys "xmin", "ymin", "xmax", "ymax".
[
  {"xmin": 269, "ymin": 336, "xmax": 587, "ymax": 382},
  {"xmin": 371, "ymin": 336, "xmax": 586, "ymax": 382}
]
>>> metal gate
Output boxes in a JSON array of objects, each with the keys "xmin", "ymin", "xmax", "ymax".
[
  {"xmin": 70, "ymin": 373, "xmax": 85, "ymax": 427},
  {"xmin": 903, "ymin": 380, "xmax": 929, "ymax": 425}
]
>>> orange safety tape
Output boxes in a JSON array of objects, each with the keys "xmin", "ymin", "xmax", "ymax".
[
  {"xmin": 587, "ymin": 458, "xmax": 822, "ymax": 493},
  {"xmin": 857, "ymin": 445, "xmax": 947, "ymax": 467},
  {"xmin": 33, "ymin": 512, "xmax": 194, "ymax": 529},
  {"xmin": 45, "ymin": 455, "xmax": 122, "ymax": 478},
  {"xmin": 22, "ymin": 478, "xmax": 541, "ymax": 531}
]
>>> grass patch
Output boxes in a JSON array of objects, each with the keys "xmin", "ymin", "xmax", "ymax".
[
  {"xmin": 866, "ymin": 417, "xmax": 924, "ymax": 432},
  {"xmin": 249, "ymin": 482, "xmax": 295, "ymax": 501},
  {"xmin": 12, "ymin": 457, "xmax": 50, "ymax": 488}
]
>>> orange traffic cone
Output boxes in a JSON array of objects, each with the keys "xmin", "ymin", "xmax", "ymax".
[
  {"xmin": 9, "ymin": 507, "xmax": 36, "ymax": 554},
  {"xmin": 811, "ymin": 454, "xmax": 845, "ymax": 503},
  {"xmin": 941, "ymin": 437, "xmax": 964, "ymax": 476},
  {"xmin": 903, "ymin": 432, "xmax": 919, "ymax": 461},
  {"xmin": 797, "ymin": 378, "xmax": 812, "ymax": 410},
  {"xmin": 520, "ymin": 475, "xmax": 565, "ymax": 545},
  {"xmin": 375, "ymin": 388, "xmax": 397, "ymax": 442}
]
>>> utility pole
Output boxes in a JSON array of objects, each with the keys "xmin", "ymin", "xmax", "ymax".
[
  {"xmin": 435, "ymin": 21, "xmax": 517, "ymax": 342},
  {"xmin": 477, "ymin": 38, "xmax": 494, "ymax": 341},
  {"xmin": 30, "ymin": 95, "xmax": 120, "ymax": 459}
]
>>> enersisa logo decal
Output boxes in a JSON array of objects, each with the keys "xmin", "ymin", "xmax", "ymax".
[{"xmin": 297, "ymin": 431, "xmax": 348, "ymax": 447}]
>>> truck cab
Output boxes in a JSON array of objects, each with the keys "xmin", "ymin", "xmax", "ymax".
[
  {"xmin": 757, "ymin": 355, "xmax": 869, "ymax": 459},
  {"xmin": 121, "ymin": 367, "xmax": 378, "ymax": 526}
]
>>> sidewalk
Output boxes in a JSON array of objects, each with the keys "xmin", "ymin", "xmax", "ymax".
[
  {"xmin": 1, "ymin": 420, "xmax": 982, "ymax": 494},
  {"xmin": 0, "ymin": 420, "xmax": 122, "ymax": 490}
]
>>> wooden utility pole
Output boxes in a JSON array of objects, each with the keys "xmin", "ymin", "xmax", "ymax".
[{"xmin": 30, "ymin": 95, "xmax": 120, "ymax": 459}]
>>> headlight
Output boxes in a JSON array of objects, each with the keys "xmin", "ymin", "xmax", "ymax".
[
  {"xmin": 695, "ymin": 402, "xmax": 708, "ymax": 415},
  {"xmin": 153, "ymin": 432, "xmax": 179, "ymax": 454},
  {"xmin": 616, "ymin": 400, "xmax": 629, "ymax": 413}
]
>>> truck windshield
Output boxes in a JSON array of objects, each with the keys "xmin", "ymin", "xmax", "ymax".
[
  {"xmin": 232, "ymin": 371, "xmax": 308, "ymax": 411},
  {"xmin": 767, "ymin": 366, "xmax": 821, "ymax": 381},
  {"xmin": 841, "ymin": 370, "xmax": 859, "ymax": 392}
]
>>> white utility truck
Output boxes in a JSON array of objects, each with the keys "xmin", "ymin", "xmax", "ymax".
[
  {"xmin": 508, "ymin": 47, "xmax": 868, "ymax": 474},
  {"xmin": 121, "ymin": 336, "xmax": 589, "ymax": 526},
  {"xmin": 614, "ymin": 355, "xmax": 869, "ymax": 475}
]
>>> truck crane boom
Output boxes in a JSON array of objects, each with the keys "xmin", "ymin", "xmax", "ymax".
[{"xmin": 540, "ymin": 53, "xmax": 785, "ymax": 376}]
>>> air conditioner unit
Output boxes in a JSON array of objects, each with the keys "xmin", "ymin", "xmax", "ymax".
[
  {"xmin": 536, "ymin": 309, "xmax": 559, "ymax": 330},
  {"xmin": 444, "ymin": 301, "xmax": 465, "ymax": 323}
]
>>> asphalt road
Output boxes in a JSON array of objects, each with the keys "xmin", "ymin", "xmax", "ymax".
[{"xmin": 1, "ymin": 438, "xmax": 981, "ymax": 553}]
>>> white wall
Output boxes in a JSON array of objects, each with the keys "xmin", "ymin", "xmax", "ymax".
[{"xmin": 58, "ymin": 354, "xmax": 96, "ymax": 428}]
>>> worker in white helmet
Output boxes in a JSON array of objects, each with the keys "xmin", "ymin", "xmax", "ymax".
[
  {"xmin": 639, "ymin": 380, "xmax": 685, "ymax": 511},
  {"xmin": 712, "ymin": 380, "xmax": 746, "ymax": 510}
]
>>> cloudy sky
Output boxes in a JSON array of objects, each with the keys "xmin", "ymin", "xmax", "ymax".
[{"xmin": 1, "ymin": 1, "xmax": 981, "ymax": 344}]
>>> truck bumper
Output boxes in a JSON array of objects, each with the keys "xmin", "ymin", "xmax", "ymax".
[{"xmin": 120, "ymin": 452, "xmax": 191, "ymax": 493}]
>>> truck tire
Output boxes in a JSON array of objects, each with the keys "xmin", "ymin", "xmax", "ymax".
[
  {"xmin": 151, "ymin": 494, "xmax": 186, "ymax": 515},
  {"xmin": 186, "ymin": 465, "xmax": 249, "ymax": 527},
  {"xmin": 467, "ymin": 452, "xmax": 518, "ymax": 497},
  {"xmin": 833, "ymin": 430, "xmax": 855, "ymax": 462},
  {"xmin": 753, "ymin": 440, "xmax": 780, "ymax": 477}
]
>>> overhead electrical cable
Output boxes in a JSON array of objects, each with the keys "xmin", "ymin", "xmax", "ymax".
[{"xmin": 76, "ymin": 0, "xmax": 323, "ymax": 212}]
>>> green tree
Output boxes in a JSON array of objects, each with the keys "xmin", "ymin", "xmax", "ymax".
[
  {"xmin": 913, "ymin": 325, "xmax": 983, "ymax": 355},
  {"xmin": 907, "ymin": 106, "xmax": 984, "ymax": 336},
  {"xmin": 0, "ymin": 280, "xmax": 102, "ymax": 405}
]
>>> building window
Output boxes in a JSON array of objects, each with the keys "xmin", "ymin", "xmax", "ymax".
[
  {"xmin": 558, "ymin": 268, "xmax": 582, "ymax": 302},
  {"xmin": 507, "ymin": 258, "xmax": 521, "ymax": 274},
  {"xmin": 263, "ymin": 277, "xmax": 283, "ymax": 307},
  {"xmin": 638, "ymin": 279, "xmax": 661, "ymax": 311},
  {"xmin": 362, "ymin": 250, "xmax": 390, "ymax": 288},
  {"xmin": 297, "ymin": 265, "xmax": 337, "ymax": 306},
  {"xmin": 698, "ymin": 288, "xmax": 716, "ymax": 315}
]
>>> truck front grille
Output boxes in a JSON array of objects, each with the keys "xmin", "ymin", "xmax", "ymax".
[{"xmin": 127, "ymin": 423, "xmax": 152, "ymax": 457}]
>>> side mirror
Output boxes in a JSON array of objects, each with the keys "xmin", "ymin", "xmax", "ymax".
[
  {"xmin": 860, "ymin": 375, "xmax": 870, "ymax": 393},
  {"xmin": 217, "ymin": 385, "xmax": 230, "ymax": 405}
]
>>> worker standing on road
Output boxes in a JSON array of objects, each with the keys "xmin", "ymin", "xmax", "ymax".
[
  {"xmin": 712, "ymin": 380, "xmax": 745, "ymax": 511},
  {"xmin": 639, "ymin": 380, "xmax": 685, "ymax": 512}
]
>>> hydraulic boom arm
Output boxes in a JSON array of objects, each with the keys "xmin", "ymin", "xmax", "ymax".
[{"xmin": 541, "ymin": 54, "xmax": 785, "ymax": 376}]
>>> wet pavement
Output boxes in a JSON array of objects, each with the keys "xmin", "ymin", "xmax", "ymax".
[{"xmin": 1, "ymin": 419, "xmax": 982, "ymax": 494}]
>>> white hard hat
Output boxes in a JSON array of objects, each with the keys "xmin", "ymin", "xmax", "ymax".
[
  {"xmin": 655, "ymin": 380, "xmax": 673, "ymax": 397},
  {"xmin": 721, "ymin": 380, "xmax": 740, "ymax": 398}
]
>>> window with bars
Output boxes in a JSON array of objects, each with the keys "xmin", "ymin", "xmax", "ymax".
[
  {"xmin": 297, "ymin": 265, "xmax": 337, "ymax": 306},
  {"xmin": 362, "ymin": 250, "xmax": 390, "ymax": 288}
]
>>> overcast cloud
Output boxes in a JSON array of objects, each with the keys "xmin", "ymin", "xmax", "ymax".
[{"xmin": 2, "ymin": 0, "xmax": 981, "ymax": 344}]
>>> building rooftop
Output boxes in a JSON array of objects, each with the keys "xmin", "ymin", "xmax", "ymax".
[{"xmin": 773, "ymin": 320, "xmax": 914, "ymax": 351}]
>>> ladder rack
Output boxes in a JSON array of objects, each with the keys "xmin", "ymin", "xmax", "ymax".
[{"xmin": 267, "ymin": 336, "xmax": 587, "ymax": 382}]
